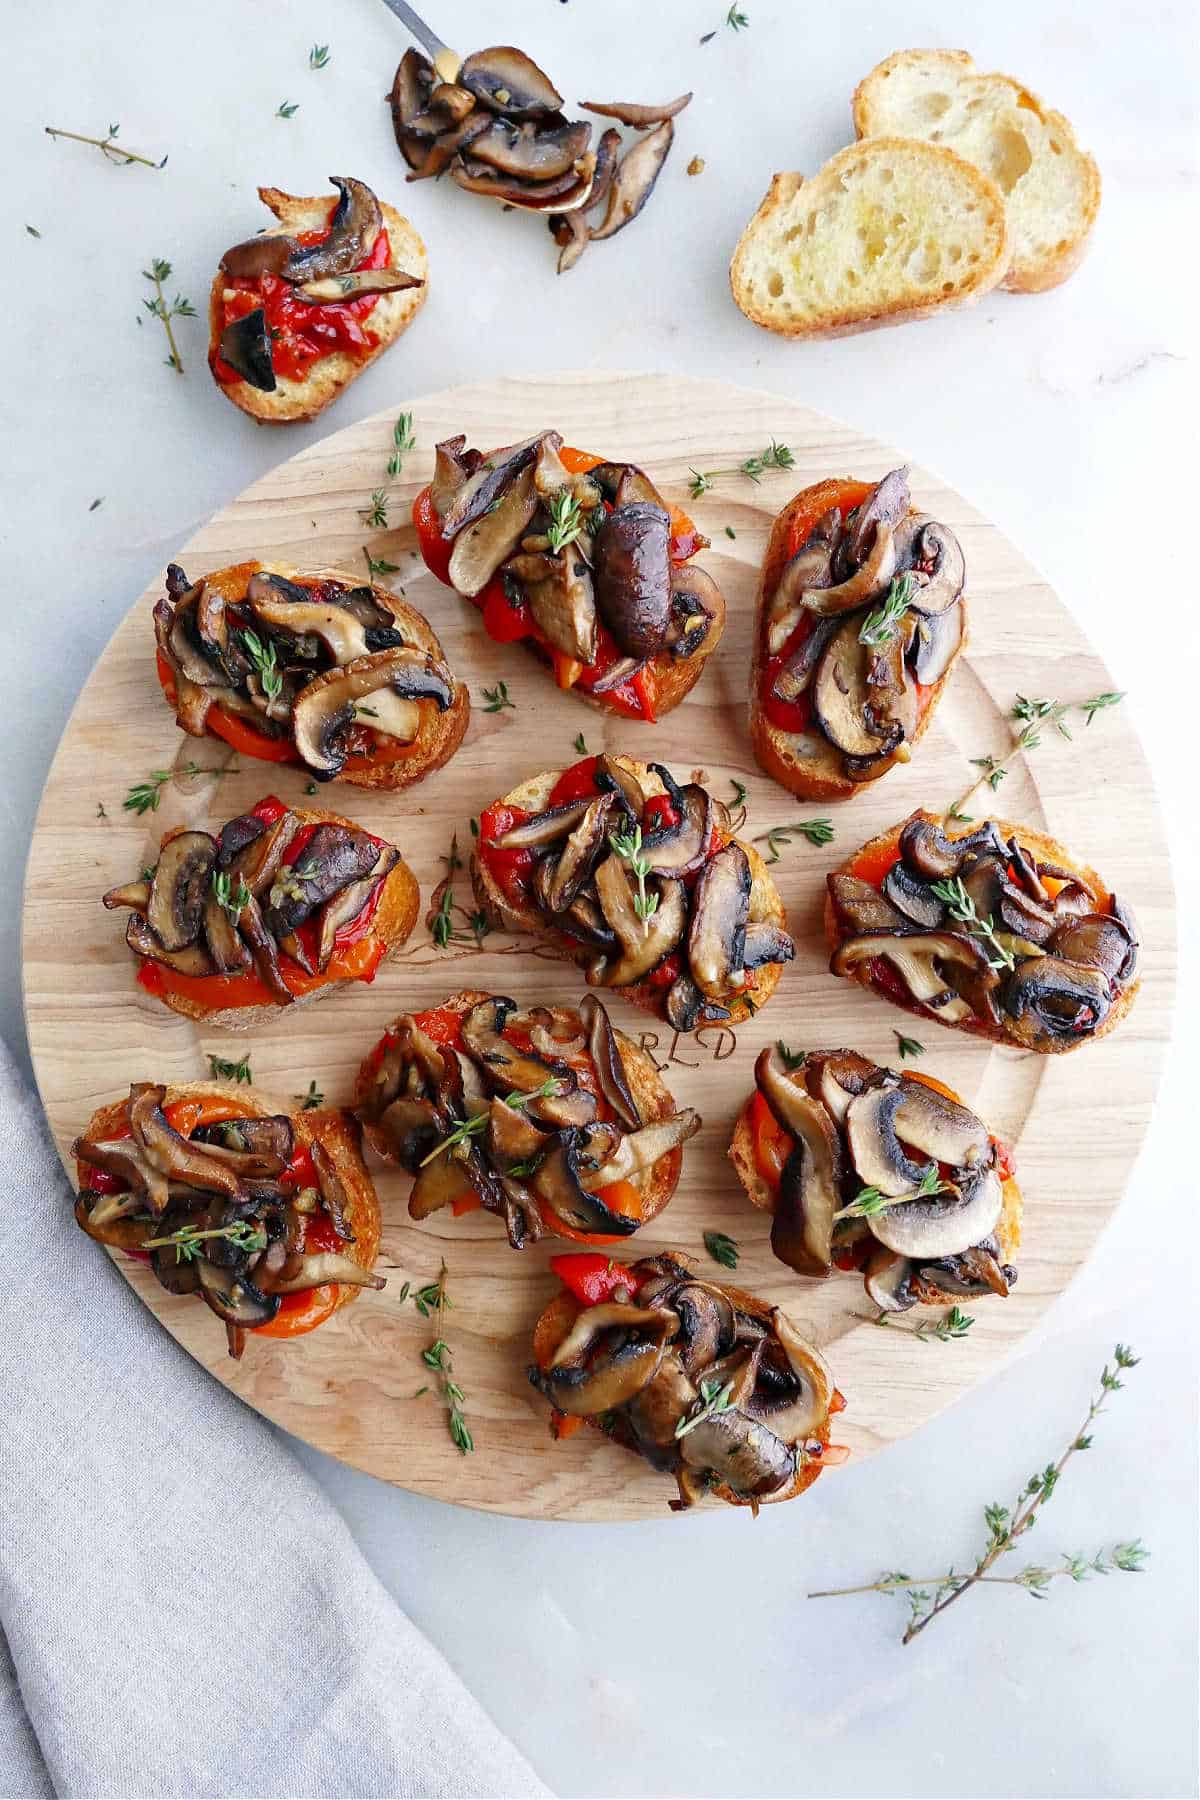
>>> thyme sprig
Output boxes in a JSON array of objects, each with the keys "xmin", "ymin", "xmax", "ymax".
[
  {"xmin": 207, "ymin": 1053, "xmax": 252, "ymax": 1085},
  {"xmin": 834, "ymin": 1164, "xmax": 947, "ymax": 1222},
  {"xmin": 387, "ymin": 411, "xmax": 415, "ymax": 478},
  {"xmin": 859, "ymin": 573, "xmax": 916, "ymax": 647},
  {"xmin": 415, "ymin": 1263, "xmax": 473, "ymax": 1454},
  {"xmin": 753, "ymin": 817, "xmax": 834, "ymax": 863},
  {"xmin": 675, "ymin": 1375, "xmax": 736, "ymax": 1439},
  {"xmin": 419, "ymin": 1079, "xmax": 563, "ymax": 1167},
  {"xmin": 809, "ymin": 1345, "xmax": 1145, "ymax": 1642},
  {"xmin": 482, "ymin": 681, "xmax": 515, "ymax": 713},
  {"xmin": 726, "ymin": 4, "xmax": 750, "ymax": 27},
  {"xmin": 239, "ymin": 629, "xmax": 283, "ymax": 703},
  {"xmin": 428, "ymin": 834, "xmax": 490, "ymax": 949},
  {"xmin": 360, "ymin": 489, "xmax": 389, "ymax": 529},
  {"xmin": 363, "ymin": 547, "xmax": 401, "ymax": 580},
  {"xmin": 869, "ymin": 1304, "xmax": 975, "ymax": 1342},
  {"xmin": 277, "ymin": 100, "xmax": 300, "ymax": 119},
  {"xmin": 309, "ymin": 43, "xmax": 331, "ymax": 69},
  {"xmin": 546, "ymin": 489, "xmax": 587, "ymax": 554},
  {"xmin": 574, "ymin": 732, "xmax": 589, "ymax": 754},
  {"xmin": 123, "ymin": 761, "xmax": 235, "ymax": 815},
  {"xmin": 894, "ymin": 1033, "xmax": 925, "ymax": 1060},
  {"xmin": 142, "ymin": 1220, "xmax": 266, "ymax": 1263},
  {"xmin": 948, "ymin": 691, "xmax": 1125, "ymax": 817},
  {"xmin": 295, "ymin": 1080, "xmax": 323, "ymax": 1110},
  {"xmin": 211, "ymin": 869, "xmax": 251, "ymax": 923},
  {"xmin": 930, "ymin": 876, "xmax": 1015, "ymax": 973},
  {"xmin": 703, "ymin": 1231, "xmax": 739, "ymax": 1270},
  {"xmin": 141, "ymin": 260, "xmax": 195, "ymax": 374},
  {"xmin": 777, "ymin": 1042, "xmax": 806, "ymax": 1070},
  {"xmin": 688, "ymin": 440, "xmax": 792, "ymax": 497},
  {"xmin": 608, "ymin": 823, "xmax": 658, "ymax": 922},
  {"xmin": 46, "ymin": 123, "xmax": 167, "ymax": 169}
]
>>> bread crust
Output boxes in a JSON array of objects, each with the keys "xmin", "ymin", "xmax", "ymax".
[
  {"xmin": 137, "ymin": 802, "xmax": 420, "ymax": 1033},
  {"xmin": 469, "ymin": 757, "xmax": 789, "ymax": 1025},
  {"xmin": 730, "ymin": 141, "xmax": 1009, "ymax": 340},
  {"xmin": 76, "ymin": 1084, "xmax": 381, "ymax": 1319},
  {"xmin": 726, "ymin": 1064, "xmax": 1024, "ymax": 1308},
  {"xmin": 824, "ymin": 809, "xmax": 1140, "ymax": 1053},
  {"xmin": 160, "ymin": 559, "xmax": 469, "ymax": 793},
  {"xmin": 208, "ymin": 189, "xmax": 427, "ymax": 424},
  {"xmin": 851, "ymin": 51, "xmax": 1101, "ymax": 295},
  {"xmin": 352, "ymin": 988, "xmax": 688, "ymax": 1237},
  {"xmin": 749, "ymin": 480, "xmax": 967, "ymax": 801}
]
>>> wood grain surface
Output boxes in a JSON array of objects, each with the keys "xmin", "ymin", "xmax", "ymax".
[{"xmin": 21, "ymin": 373, "xmax": 1175, "ymax": 1520}]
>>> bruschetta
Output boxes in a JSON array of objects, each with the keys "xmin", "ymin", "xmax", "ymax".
[
  {"xmin": 529, "ymin": 1250, "xmax": 847, "ymax": 1512},
  {"xmin": 353, "ymin": 989, "xmax": 699, "ymax": 1248},
  {"xmin": 825, "ymin": 810, "xmax": 1140, "ymax": 1052},
  {"xmin": 103, "ymin": 795, "xmax": 419, "ymax": 1030},
  {"xmin": 74, "ymin": 1081, "xmax": 384, "ymax": 1359},
  {"xmin": 729, "ymin": 1045, "xmax": 1022, "ymax": 1310},
  {"xmin": 154, "ymin": 561, "xmax": 469, "ymax": 790},
  {"xmin": 471, "ymin": 754, "xmax": 794, "ymax": 1027},
  {"xmin": 751, "ymin": 469, "xmax": 967, "ymax": 799},
  {"xmin": 209, "ymin": 177, "xmax": 427, "ymax": 424},
  {"xmin": 413, "ymin": 432, "xmax": 725, "ymax": 721}
]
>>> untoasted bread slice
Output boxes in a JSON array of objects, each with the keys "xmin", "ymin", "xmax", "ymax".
[
  {"xmin": 208, "ymin": 186, "xmax": 427, "ymax": 424},
  {"xmin": 730, "ymin": 137, "xmax": 1009, "ymax": 339},
  {"xmin": 852, "ymin": 50, "xmax": 1100, "ymax": 293}
]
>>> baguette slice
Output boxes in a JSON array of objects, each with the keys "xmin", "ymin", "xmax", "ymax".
[
  {"xmin": 730, "ymin": 137, "xmax": 1009, "ymax": 339},
  {"xmin": 208, "ymin": 186, "xmax": 427, "ymax": 424},
  {"xmin": 852, "ymin": 50, "xmax": 1101, "ymax": 293},
  {"xmin": 131, "ymin": 802, "xmax": 420, "ymax": 1034},
  {"xmin": 750, "ymin": 477, "xmax": 968, "ymax": 801},
  {"xmin": 353, "ymin": 989, "xmax": 689, "ymax": 1239},
  {"xmin": 727, "ymin": 1057, "xmax": 1023, "ymax": 1309},
  {"xmin": 470, "ymin": 758, "xmax": 790, "ymax": 1026}
]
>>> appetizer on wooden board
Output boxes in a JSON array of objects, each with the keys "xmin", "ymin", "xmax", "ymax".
[
  {"xmin": 353, "ymin": 991, "xmax": 698, "ymax": 1249},
  {"xmin": 154, "ymin": 561, "xmax": 468, "ymax": 788},
  {"xmin": 729, "ymin": 1045, "xmax": 1022, "ymax": 1311},
  {"xmin": 826, "ymin": 811, "xmax": 1140, "ymax": 1052},
  {"xmin": 103, "ymin": 795, "xmax": 418, "ymax": 1028},
  {"xmin": 752, "ymin": 467, "xmax": 967, "ymax": 799},
  {"xmin": 73, "ymin": 1082, "xmax": 384, "ymax": 1360},
  {"xmin": 209, "ymin": 177, "xmax": 427, "ymax": 423},
  {"xmin": 471, "ymin": 754, "xmax": 795, "ymax": 1028},
  {"xmin": 529, "ymin": 1251, "xmax": 847, "ymax": 1512},
  {"xmin": 413, "ymin": 432, "xmax": 724, "ymax": 722}
]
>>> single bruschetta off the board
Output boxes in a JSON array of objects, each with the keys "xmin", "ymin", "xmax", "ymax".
[
  {"xmin": 353, "ymin": 990, "xmax": 699, "ymax": 1249},
  {"xmin": 413, "ymin": 432, "xmax": 725, "ymax": 722},
  {"xmin": 74, "ymin": 1082, "xmax": 385, "ymax": 1359},
  {"xmin": 752, "ymin": 467, "xmax": 967, "ymax": 799}
]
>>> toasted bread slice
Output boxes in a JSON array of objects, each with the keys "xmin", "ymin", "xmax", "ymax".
[
  {"xmin": 727, "ymin": 1061, "xmax": 1023, "ymax": 1309},
  {"xmin": 353, "ymin": 989, "xmax": 689, "ymax": 1239},
  {"xmin": 825, "ymin": 811, "xmax": 1140, "ymax": 1054},
  {"xmin": 750, "ymin": 477, "xmax": 968, "ymax": 801},
  {"xmin": 469, "ymin": 758, "xmax": 790, "ymax": 1025},
  {"xmin": 730, "ymin": 137, "xmax": 1009, "ymax": 339},
  {"xmin": 208, "ymin": 186, "xmax": 427, "ymax": 424},
  {"xmin": 76, "ymin": 1084, "xmax": 381, "ymax": 1324},
  {"xmin": 852, "ymin": 50, "xmax": 1100, "ymax": 293},
  {"xmin": 503, "ymin": 596, "xmax": 726, "ymax": 722},
  {"xmin": 132, "ymin": 802, "xmax": 420, "ymax": 1033}
]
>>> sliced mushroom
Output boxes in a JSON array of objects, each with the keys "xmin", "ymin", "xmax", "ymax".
[
  {"xmin": 197, "ymin": 1258, "xmax": 281, "ymax": 1329},
  {"xmin": 279, "ymin": 177, "xmax": 381, "ymax": 282},
  {"xmin": 806, "ymin": 1050, "xmax": 878, "ymax": 1126},
  {"xmin": 290, "ymin": 649, "xmax": 453, "ymax": 779},
  {"xmin": 742, "ymin": 922, "xmax": 796, "ymax": 971},
  {"xmin": 1047, "ymin": 912, "xmax": 1137, "ymax": 985},
  {"xmin": 591, "ymin": 859, "xmax": 687, "ymax": 987},
  {"xmin": 269, "ymin": 1251, "xmax": 386, "ymax": 1294},
  {"xmin": 765, "ymin": 517, "xmax": 841, "ymax": 654},
  {"xmin": 844, "ymin": 469, "xmax": 910, "ymax": 564},
  {"xmin": 218, "ymin": 309, "xmax": 276, "ymax": 391},
  {"xmin": 458, "ymin": 46, "xmax": 563, "ymax": 118},
  {"xmin": 827, "ymin": 873, "xmax": 913, "ymax": 936},
  {"xmin": 803, "ymin": 522, "xmax": 899, "ymax": 619},
  {"xmin": 220, "ymin": 237, "xmax": 296, "ymax": 281},
  {"xmin": 228, "ymin": 811, "xmax": 302, "ymax": 899},
  {"xmin": 486, "ymin": 1097, "xmax": 547, "ymax": 1171},
  {"xmin": 745, "ymin": 1312, "xmax": 834, "ymax": 1445},
  {"xmin": 296, "ymin": 268, "xmax": 423, "ymax": 302},
  {"xmin": 893, "ymin": 1076, "xmax": 990, "ymax": 1167},
  {"xmin": 580, "ymin": 1110, "xmax": 700, "ymax": 1189},
  {"xmin": 908, "ymin": 601, "xmax": 963, "ymax": 685},
  {"xmin": 882, "ymin": 862, "xmax": 946, "ymax": 930},
  {"xmin": 639, "ymin": 783, "xmax": 714, "ymax": 879},
  {"xmin": 503, "ymin": 545, "xmax": 598, "ymax": 661},
  {"xmin": 831, "ymin": 932, "xmax": 995, "ymax": 1024},
  {"xmin": 541, "ymin": 793, "xmax": 614, "ymax": 911},
  {"xmin": 592, "ymin": 754, "xmax": 650, "ymax": 818},
  {"xmin": 688, "ymin": 843, "xmax": 750, "ymax": 999},
  {"xmin": 901, "ymin": 516, "xmax": 965, "ymax": 616},
  {"xmin": 590, "ymin": 120, "xmax": 674, "ymax": 241},
  {"xmin": 665, "ymin": 564, "xmax": 724, "ymax": 661},
  {"xmin": 202, "ymin": 886, "xmax": 251, "ymax": 974},
  {"xmin": 591, "ymin": 502, "xmax": 672, "ymax": 659},
  {"xmin": 103, "ymin": 879, "xmax": 150, "ymax": 913},
  {"xmin": 677, "ymin": 1406, "xmax": 795, "ymax": 1500},
  {"xmin": 532, "ymin": 1303, "xmax": 674, "ymax": 1415},
  {"xmin": 431, "ymin": 436, "xmax": 470, "ymax": 517},
  {"xmin": 845, "ymin": 1084, "xmax": 934, "ymax": 1197},
  {"xmin": 315, "ymin": 848, "xmax": 397, "ymax": 970},
  {"xmin": 864, "ymin": 1246, "xmax": 918, "ymax": 1313},
  {"xmin": 899, "ymin": 816, "xmax": 1004, "ymax": 881},
  {"xmin": 390, "ymin": 48, "xmax": 436, "ymax": 166},
  {"xmin": 532, "ymin": 1135, "xmax": 643, "ymax": 1237},
  {"xmin": 471, "ymin": 118, "xmax": 592, "ymax": 182},
  {"xmin": 872, "ymin": 1165, "xmax": 1004, "ymax": 1261},
  {"xmin": 125, "ymin": 913, "xmax": 214, "ymax": 978},
  {"xmin": 813, "ymin": 614, "xmax": 909, "ymax": 759},
  {"xmin": 755, "ymin": 1047, "xmax": 843, "ymax": 1278},
  {"xmin": 244, "ymin": 584, "xmax": 380, "ymax": 663},
  {"xmin": 578, "ymin": 993, "xmax": 641, "ymax": 1130},
  {"xmin": 448, "ymin": 465, "xmax": 539, "ymax": 597},
  {"xmin": 439, "ymin": 434, "xmax": 547, "ymax": 539},
  {"xmin": 267, "ymin": 825, "xmax": 382, "ymax": 930},
  {"xmin": 496, "ymin": 798, "xmax": 594, "ymax": 848},
  {"xmin": 663, "ymin": 973, "xmax": 731, "ymax": 1033},
  {"xmin": 673, "ymin": 1283, "xmax": 735, "ymax": 1376},
  {"xmin": 1001, "ymin": 955, "xmax": 1113, "ymax": 1047},
  {"xmin": 581, "ymin": 93, "xmax": 693, "ymax": 127}
]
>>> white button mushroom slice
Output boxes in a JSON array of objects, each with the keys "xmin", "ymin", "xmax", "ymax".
[
  {"xmin": 580, "ymin": 1110, "xmax": 701, "ymax": 1190},
  {"xmin": 590, "ymin": 858, "xmax": 687, "ymax": 987},
  {"xmin": 870, "ymin": 1165, "xmax": 1004, "ymax": 1261},
  {"xmin": 831, "ymin": 932, "xmax": 995, "ymax": 1023}
]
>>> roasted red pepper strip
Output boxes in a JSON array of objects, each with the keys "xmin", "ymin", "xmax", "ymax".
[{"xmin": 550, "ymin": 1253, "xmax": 645, "ymax": 1307}]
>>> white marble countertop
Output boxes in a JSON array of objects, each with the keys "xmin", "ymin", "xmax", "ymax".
[{"xmin": 7, "ymin": 0, "xmax": 1197, "ymax": 1793}]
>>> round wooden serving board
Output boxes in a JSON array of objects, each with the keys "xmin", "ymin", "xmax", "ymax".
[{"xmin": 23, "ymin": 373, "xmax": 1175, "ymax": 1521}]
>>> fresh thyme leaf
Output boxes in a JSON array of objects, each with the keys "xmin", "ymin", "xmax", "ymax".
[
  {"xmin": 859, "ymin": 573, "xmax": 917, "ymax": 647},
  {"xmin": 295, "ymin": 1080, "xmax": 323, "ymax": 1110},
  {"xmin": 141, "ymin": 259, "xmax": 194, "ymax": 373},
  {"xmin": 753, "ymin": 818, "xmax": 834, "ymax": 862},
  {"xmin": 836, "ymin": 1165, "xmax": 946, "ymax": 1222},
  {"xmin": 420, "ymin": 1079, "xmax": 563, "ymax": 1166},
  {"xmin": 608, "ymin": 823, "xmax": 658, "ymax": 922},
  {"xmin": 364, "ymin": 548, "xmax": 401, "ymax": 578},
  {"xmin": 360, "ymin": 489, "xmax": 389, "ymax": 529},
  {"xmin": 45, "ymin": 123, "xmax": 166, "ymax": 169},
  {"xmin": 777, "ymin": 1042, "xmax": 806, "ymax": 1070},
  {"xmin": 387, "ymin": 411, "xmax": 415, "ymax": 478},
  {"xmin": 546, "ymin": 488, "xmax": 586, "ymax": 554},
  {"xmin": 412, "ymin": 1264, "xmax": 473, "ymax": 1452},
  {"xmin": 726, "ymin": 4, "xmax": 750, "ymax": 26},
  {"xmin": 872, "ymin": 1303, "xmax": 974, "ymax": 1342},
  {"xmin": 277, "ymin": 100, "xmax": 300, "ymax": 118},
  {"xmin": 703, "ymin": 1230, "xmax": 739, "ymax": 1270},
  {"xmin": 929, "ymin": 876, "xmax": 1015, "ymax": 972},
  {"xmin": 123, "ymin": 770, "xmax": 171, "ymax": 815},
  {"xmin": 729, "ymin": 779, "xmax": 748, "ymax": 808},
  {"xmin": 142, "ymin": 1220, "xmax": 266, "ymax": 1263},
  {"xmin": 724, "ymin": 525, "xmax": 736, "ymax": 539},
  {"xmin": 574, "ymin": 732, "xmax": 589, "ymax": 754},
  {"xmin": 950, "ymin": 691, "xmax": 1127, "ymax": 818},
  {"xmin": 304, "ymin": 781, "xmax": 319, "ymax": 795},
  {"xmin": 89, "ymin": 496, "xmax": 103, "ymax": 511},
  {"xmin": 26, "ymin": 224, "xmax": 42, "ymax": 238},
  {"xmin": 239, "ymin": 629, "xmax": 283, "ymax": 703},
  {"xmin": 689, "ymin": 441, "xmax": 791, "ymax": 498},
  {"xmin": 1079, "ymin": 690, "xmax": 1125, "ymax": 726},
  {"xmin": 308, "ymin": 43, "xmax": 331, "ymax": 69},
  {"xmin": 675, "ymin": 1376, "xmax": 736, "ymax": 1439},
  {"xmin": 894, "ymin": 1033, "xmax": 925, "ymax": 1060},
  {"xmin": 211, "ymin": 868, "xmax": 251, "ymax": 923},
  {"xmin": 482, "ymin": 681, "xmax": 515, "ymax": 713},
  {"xmin": 207, "ymin": 1053, "xmax": 252, "ymax": 1085}
]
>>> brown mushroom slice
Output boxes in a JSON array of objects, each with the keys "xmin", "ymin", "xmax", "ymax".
[
  {"xmin": 640, "ymin": 784, "xmax": 714, "ymax": 879},
  {"xmin": 431, "ymin": 436, "xmax": 470, "ymax": 517},
  {"xmin": 678, "ymin": 1405, "xmax": 795, "ymax": 1499},
  {"xmin": 471, "ymin": 118, "xmax": 593, "ymax": 182},
  {"xmin": 197, "ymin": 1259, "xmax": 281, "ymax": 1333},
  {"xmin": 244, "ymin": 586, "xmax": 376, "ymax": 664},
  {"xmin": 742, "ymin": 922, "xmax": 796, "ymax": 972},
  {"xmin": 803, "ymin": 523, "xmax": 899, "ymax": 619},
  {"xmin": 882, "ymin": 862, "xmax": 946, "ymax": 930},
  {"xmin": 755, "ymin": 1047, "xmax": 842, "ymax": 1278},
  {"xmin": 764, "ymin": 520, "xmax": 840, "ymax": 654},
  {"xmin": 666, "ymin": 564, "xmax": 724, "ymax": 660},
  {"xmin": 1001, "ymin": 955, "xmax": 1113, "ymax": 1047},
  {"xmin": 672, "ymin": 1283, "xmax": 736, "ymax": 1376},
  {"xmin": 579, "ymin": 993, "xmax": 641, "ymax": 1129},
  {"xmin": 128, "ymin": 1085, "xmax": 245, "ymax": 1198},
  {"xmin": 220, "ymin": 236, "xmax": 297, "ymax": 281},
  {"xmin": 534, "ymin": 1303, "xmax": 675, "ymax": 1415},
  {"xmin": 592, "ymin": 753, "xmax": 651, "ymax": 818},
  {"xmin": 532, "ymin": 1136, "xmax": 646, "ymax": 1238},
  {"xmin": 812, "ymin": 614, "xmax": 909, "ymax": 760},
  {"xmin": 460, "ymin": 998, "xmax": 562, "ymax": 1096},
  {"xmin": 551, "ymin": 128, "xmax": 621, "ymax": 272},
  {"xmin": 581, "ymin": 93, "xmax": 693, "ymax": 127},
  {"xmin": 409, "ymin": 1147, "xmax": 477, "ymax": 1220},
  {"xmin": 845, "ymin": 468, "xmax": 911, "ymax": 563},
  {"xmin": 894, "ymin": 1076, "xmax": 990, "ymax": 1168},
  {"xmin": 919, "ymin": 1243, "xmax": 1013, "ymax": 1297},
  {"xmin": 269, "ymin": 1251, "xmax": 385, "ymax": 1294},
  {"xmin": 74, "ymin": 1129, "xmax": 168, "ymax": 1220},
  {"xmin": 901, "ymin": 516, "xmax": 966, "ymax": 616},
  {"xmin": 228, "ymin": 811, "xmax": 303, "ymax": 899},
  {"xmin": 746, "ymin": 1312, "xmax": 834, "ymax": 1445},
  {"xmin": 589, "ymin": 119, "xmax": 674, "ymax": 241},
  {"xmin": 458, "ymin": 46, "xmax": 563, "ymax": 119},
  {"xmin": 591, "ymin": 860, "xmax": 687, "ymax": 987},
  {"xmin": 439, "ymin": 433, "xmax": 549, "ymax": 540},
  {"xmin": 126, "ymin": 913, "xmax": 215, "ymax": 978},
  {"xmin": 1047, "ymin": 912, "xmax": 1138, "ymax": 985},
  {"xmin": 267, "ymin": 825, "xmax": 383, "ymax": 930},
  {"xmin": 166, "ymin": 584, "xmax": 226, "ymax": 689},
  {"xmin": 827, "ymin": 873, "xmax": 912, "ymax": 936},
  {"xmin": 907, "ymin": 595, "xmax": 962, "ymax": 685},
  {"xmin": 103, "ymin": 879, "xmax": 151, "ymax": 913},
  {"xmin": 453, "ymin": 154, "xmax": 597, "ymax": 211},
  {"xmin": 218, "ymin": 310, "xmax": 276, "ymax": 392},
  {"xmin": 581, "ymin": 1110, "xmax": 700, "ymax": 1190},
  {"xmin": 279, "ymin": 178, "xmax": 382, "ymax": 282},
  {"xmin": 486, "ymin": 1097, "xmax": 547, "ymax": 1171},
  {"xmin": 688, "ymin": 843, "xmax": 751, "ymax": 999},
  {"xmin": 496, "ymin": 798, "xmax": 595, "ymax": 849},
  {"xmin": 872, "ymin": 1164, "xmax": 1003, "ymax": 1261},
  {"xmin": 153, "ymin": 597, "xmax": 214, "ymax": 736},
  {"xmin": 315, "ymin": 848, "xmax": 397, "ymax": 970},
  {"xmin": 663, "ymin": 973, "xmax": 730, "ymax": 1033},
  {"xmin": 202, "ymin": 887, "xmax": 251, "ymax": 975},
  {"xmin": 831, "ymin": 933, "xmax": 993, "ymax": 1024},
  {"xmin": 297, "ymin": 268, "xmax": 424, "ymax": 302},
  {"xmin": 448, "ymin": 465, "xmax": 539, "ymax": 597},
  {"xmin": 229, "ymin": 894, "xmax": 290, "ymax": 1005},
  {"xmin": 899, "ymin": 816, "xmax": 1004, "ymax": 880},
  {"xmin": 390, "ymin": 48, "xmax": 436, "ymax": 166},
  {"xmin": 503, "ymin": 548, "xmax": 598, "ymax": 663},
  {"xmin": 806, "ymin": 1050, "xmax": 878, "ymax": 1127},
  {"xmin": 864, "ymin": 1246, "xmax": 918, "ymax": 1314},
  {"xmin": 291, "ymin": 649, "xmax": 454, "ymax": 779},
  {"xmin": 541, "ymin": 794, "xmax": 615, "ymax": 913},
  {"xmin": 591, "ymin": 502, "xmax": 673, "ymax": 659}
]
